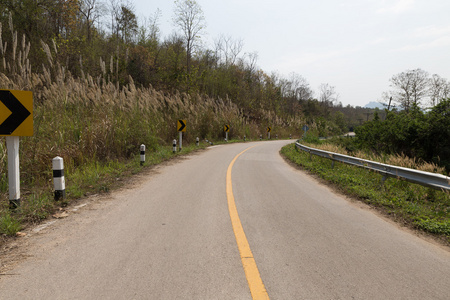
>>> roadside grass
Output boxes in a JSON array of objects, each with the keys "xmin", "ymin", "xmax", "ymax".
[
  {"xmin": 281, "ymin": 143, "xmax": 450, "ymax": 244},
  {"xmin": 0, "ymin": 142, "xmax": 207, "ymax": 237},
  {"xmin": 0, "ymin": 212, "xmax": 22, "ymax": 236},
  {"xmin": 0, "ymin": 23, "xmax": 300, "ymax": 241}
]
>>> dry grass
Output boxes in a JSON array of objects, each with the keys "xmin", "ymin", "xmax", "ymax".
[
  {"xmin": 303, "ymin": 142, "xmax": 447, "ymax": 175},
  {"xmin": 0, "ymin": 19, "xmax": 304, "ymax": 216}
]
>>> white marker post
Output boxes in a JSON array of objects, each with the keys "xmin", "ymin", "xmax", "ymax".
[
  {"xmin": 196, "ymin": 137, "xmax": 199, "ymax": 146},
  {"xmin": 225, "ymin": 131, "xmax": 228, "ymax": 142},
  {"xmin": 6, "ymin": 136, "xmax": 20, "ymax": 209},
  {"xmin": 140, "ymin": 144, "xmax": 145, "ymax": 166},
  {"xmin": 52, "ymin": 156, "xmax": 66, "ymax": 201},
  {"xmin": 173, "ymin": 139, "xmax": 177, "ymax": 153},
  {"xmin": 179, "ymin": 132, "xmax": 182, "ymax": 151}
]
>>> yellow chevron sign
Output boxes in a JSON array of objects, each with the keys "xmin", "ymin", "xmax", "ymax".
[
  {"xmin": 0, "ymin": 90, "xmax": 33, "ymax": 136},
  {"xmin": 177, "ymin": 119, "xmax": 186, "ymax": 132}
]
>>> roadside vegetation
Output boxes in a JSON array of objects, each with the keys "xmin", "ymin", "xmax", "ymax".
[
  {"xmin": 281, "ymin": 139, "xmax": 450, "ymax": 244},
  {"xmin": 0, "ymin": 0, "xmax": 449, "ymax": 244},
  {"xmin": 353, "ymin": 102, "xmax": 450, "ymax": 173},
  {"xmin": 0, "ymin": 1, "xmax": 366, "ymax": 239}
]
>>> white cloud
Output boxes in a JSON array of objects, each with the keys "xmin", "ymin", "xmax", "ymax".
[
  {"xmin": 368, "ymin": 37, "xmax": 389, "ymax": 45},
  {"xmin": 391, "ymin": 36, "xmax": 450, "ymax": 52},
  {"xmin": 376, "ymin": 0, "xmax": 415, "ymax": 14},
  {"xmin": 413, "ymin": 25, "xmax": 450, "ymax": 38}
]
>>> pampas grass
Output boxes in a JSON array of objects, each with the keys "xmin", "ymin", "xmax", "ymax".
[{"xmin": 0, "ymin": 19, "xmax": 303, "ymax": 206}]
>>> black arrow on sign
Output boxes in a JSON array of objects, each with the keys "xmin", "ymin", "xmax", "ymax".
[
  {"xmin": 178, "ymin": 120, "xmax": 186, "ymax": 132},
  {"xmin": 0, "ymin": 90, "xmax": 31, "ymax": 135}
]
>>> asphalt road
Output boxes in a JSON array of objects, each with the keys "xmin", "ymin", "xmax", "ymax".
[{"xmin": 0, "ymin": 141, "xmax": 449, "ymax": 299}]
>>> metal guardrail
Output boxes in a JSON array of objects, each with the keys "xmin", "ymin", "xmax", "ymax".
[{"xmin": 295, "ymin": 142, "xmax": 450, "ymax": 191}]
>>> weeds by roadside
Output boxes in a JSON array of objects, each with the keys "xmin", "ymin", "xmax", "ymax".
[
  {"xmin": 0, "ymin": 22, "xmax": 300, "ymax": 239},
  {"xmin": 281, "ymin": 143, "xmax": 450, "ymax": 245},
  {"xmin": 0, "ymin": 143, "xmax": 205, "ymax": 238}
]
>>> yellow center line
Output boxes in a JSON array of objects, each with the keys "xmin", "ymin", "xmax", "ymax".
[{"xmin": 226, "ymin": 145, "xmax": 270, "ymax": 300}]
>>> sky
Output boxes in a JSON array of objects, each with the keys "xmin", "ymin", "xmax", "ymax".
[{"xmin": 129, "ymin": 0, "xmax": 450, "ymax": 107}]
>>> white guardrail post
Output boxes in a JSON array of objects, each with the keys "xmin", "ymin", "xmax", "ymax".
[
  {"xmin": 52, "ymin": 156, "xmax": 66, "ymax": 201},
  {"xmin": 140, "ymin": 144, "xmax": 145, "ymax": 166},
  {"xmin": 295, "ymin": 142, "xmax": 450, "ymax": 191}
]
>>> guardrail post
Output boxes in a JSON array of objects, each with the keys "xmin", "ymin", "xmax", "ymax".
[
  {"xmin": 140, "ymin": 144, "xmax": 145, "ymax": 166},
  {"xmin": 173, "ymin": 139, "xmax": 177, "ymax": 153},
  {"xmin": 52, "ymin": 156, "xmax": 66, "ymax": 201},
  {"xmin": 244, "ymin": 135, "xmax": 246, "ymax": 142},
  {"xmin": 260, "ymin": 134, "xmax": 262, "ymax": 141}
]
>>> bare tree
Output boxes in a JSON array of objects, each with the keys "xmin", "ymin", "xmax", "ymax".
[
  {"xmin": 271, "ymin": 72, "xmax": 312, "ymax": 102},
  {"xmin": 318, "ymin": 83, "xmax": 339, "ymax": 106},
  {"xmin": 173, "ymin": 0, "xmax": 206, "ymax": 73},
  {"xmin": 288, "ymin": 72, "xmax": 313, "ymax": 101},
  {"xmin": 143, "ymin": 9, "xmax": 162, "ymax": 42},
  {"xmin": 429, "ymin": 74, "xmax": 450, "ymax": 106},
  {"xmin": 79, "ymin": 0, "xmax": 107, "ymax": 41},
  {"xmin": 389, "ymin": 68, "xmax": 429, "ymax": 110},
  {"xmin": 245, "ymin": 51, "xmax": 258, "ymax": 73},
  {"xmin": 109, "ymin": 0, "xmax": 121, "ymax": 38},
  {"xmin": 214, "ymin": 34, "xmax": 244, "ymax": 66}
]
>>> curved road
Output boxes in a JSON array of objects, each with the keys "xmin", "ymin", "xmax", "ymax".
[{"xmin": 1, "ymin": 141, "xmax": 449, "ymax": 299}]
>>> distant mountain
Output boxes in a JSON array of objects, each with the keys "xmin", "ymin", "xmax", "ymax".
[{"xmin": 364, "ymin": 101, "xmax": 385, "ymax": 109}]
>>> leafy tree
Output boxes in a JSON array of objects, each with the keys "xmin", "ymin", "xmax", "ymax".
[
  {"xmin": 355, "ymin": 100, "xmax": 449, "ymax": 172},
  {"xmin": 117, "ymin": 5, "xmax": 138, "ymax": 43},
  {"xmin": 420, "ymin": 99, "xmax": 450, "ymax": 171}
]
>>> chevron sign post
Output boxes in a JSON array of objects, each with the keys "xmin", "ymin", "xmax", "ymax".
[
  {"xmin": 224, "ymin": 124, "xmax": 230, "ymax": 141},
  {"xmin": 177, "ymin": 120, "xmax": 186, "ymax": 151},
  {"xmin": 0, "ymin": 90, "xmax": 33, "ymax": 209}
]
